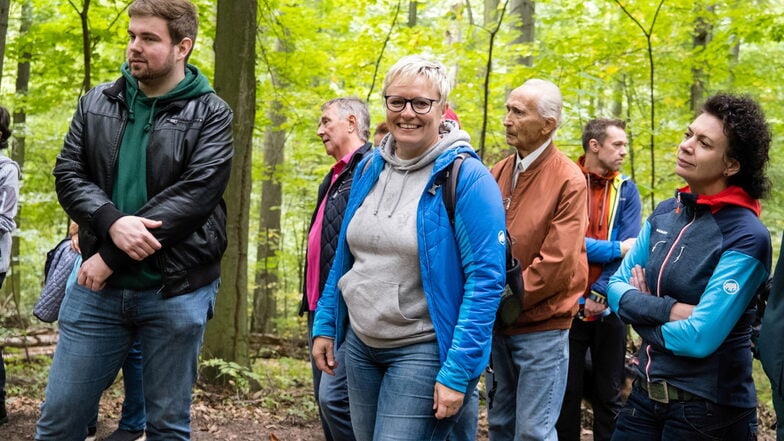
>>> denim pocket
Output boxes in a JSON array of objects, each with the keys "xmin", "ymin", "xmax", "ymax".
[{"xmin": 681, "ymin": 401, "xmax": 756, "ymax": 440}]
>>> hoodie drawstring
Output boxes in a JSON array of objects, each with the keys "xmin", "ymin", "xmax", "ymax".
[
  {"xmin": 373, "ymin": 165, "xmax": 394, "ymax": 216},
  {"xmin": 387, "ymin": 171, "xmax": 410, "ymax": 217},
  {"xmin": 372, "ymin": 167, "xmax": 411, "ymax": 218},
  {"xmin": 144, "ymin": 99, "xmax": 158, "ymax": 132}
]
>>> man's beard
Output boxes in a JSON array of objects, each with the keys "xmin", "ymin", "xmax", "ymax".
[{"xmin": 129, "ymin": 57, "xmax": 176, "ymax": 83}]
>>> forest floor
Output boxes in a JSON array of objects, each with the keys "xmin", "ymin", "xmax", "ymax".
[{"xmin": 0, "ymin": 328, "xmax": 778, "ymax": 440}]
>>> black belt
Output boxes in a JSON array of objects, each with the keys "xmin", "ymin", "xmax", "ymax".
[{"xmin": 637, "ymin": 379, "xmax": 698, "ymax": 403}]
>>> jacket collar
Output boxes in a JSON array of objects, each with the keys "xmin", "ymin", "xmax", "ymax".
[{"xmin": 676, "ymin": 185, "xmax": 761, "ymax": 217}]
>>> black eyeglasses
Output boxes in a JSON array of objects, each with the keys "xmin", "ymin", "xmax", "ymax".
[{"xmin": 384, "ymin": 95, "xmax": 438, "ymax": 115}]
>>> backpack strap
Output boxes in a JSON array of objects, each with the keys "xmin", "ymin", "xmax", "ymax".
[{"xmin": 442, "ymin": 152, "xmax": 469, "ymax": 225}]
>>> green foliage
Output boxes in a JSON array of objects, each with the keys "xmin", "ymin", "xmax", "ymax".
[
  {"xmin": 2, "ymin": 353, "xmax": 53, "ymax": 398},
  {"xmin": 201, "ymin": 358, "xmax": 264, "ymax": 397},
  {"xmin": 252, "ymin": 356, "xmax": 316, "ymax": 417}
]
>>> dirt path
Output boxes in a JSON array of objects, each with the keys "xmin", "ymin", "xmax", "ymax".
[{"xmin": 0, "ymin": 389, "xmax": 324, "ymax": 441}]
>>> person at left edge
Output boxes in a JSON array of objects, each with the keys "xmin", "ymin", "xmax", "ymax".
[
  {"xmin": 312, "ymin": 54, "xmax": 506, "ymax": 441},
  {"xmin": 0, "ymin": 104, "xmax": 20, "ymax": 427},
  {"xmin": 299, "ymin": 97, "xmax": 372, "ymax": 441},
  {"xmin": 35, "ymin": 0, "xmax": 233, "ymax": 440}
]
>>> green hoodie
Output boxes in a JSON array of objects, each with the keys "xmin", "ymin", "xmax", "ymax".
[{"xmin": 111, "ymin": 63, "xmax": 214, "ymax": 289}]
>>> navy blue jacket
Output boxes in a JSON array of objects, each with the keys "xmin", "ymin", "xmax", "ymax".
[{"xmin": 608, "ymin": 187, "xmax": 771, "ymax": 407}]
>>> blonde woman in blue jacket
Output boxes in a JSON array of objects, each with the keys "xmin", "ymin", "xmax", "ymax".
[{"xmin": 312, "ymin": 55, "xmax": 506, "ymax": 440}]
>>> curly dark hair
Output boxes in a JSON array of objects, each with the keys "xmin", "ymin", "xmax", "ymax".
[
  {"xmin": 702, "ymin": 93, "xmax": 771, "ymax": 199},
  {"xmin": 0, "ymin": 105, "xmax": 11, "ymax": 150}
]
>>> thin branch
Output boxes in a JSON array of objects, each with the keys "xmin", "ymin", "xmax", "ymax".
[
  {"xmin": 478, "ymin": 0, "xmax": 510, "ymax": 158},
  {"xmin": 367, "ymin": 0, "xmax": 402, "ymax": 102},
  {"xmin": 613, "ymin": 0, "xmax": 665, "ymax": 211}
]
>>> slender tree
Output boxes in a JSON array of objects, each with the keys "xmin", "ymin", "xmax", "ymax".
[
  {"xmin": 8, "ymin": 0, "xmax": 31, "ymax": 300},
  {"xmin": 0, "ymin": 0, "xmax": 10, "ymax": 83},
  {"xmin": 509, "ymin": 0, "xmax": 534, "ymax": 66},
  {"xmin": 251, "ymin": 35, "xmax": 289, "ymax": 334},
  {"xmin": 202, "ymin": 0, "xmax": 256, "ymax": 367},
  {"xmin": 690, "ymin": 5, "xmax": 714, "ymax": 114},
  {"xmin": 68, "ymin": 0, "xmax": 93, "ymax": 94},
  {"xmin": 612, "ymin": 0, "xmax": 665, "ymax": 211},
  {"xmin": 478, "ymin": 0, "xmax": 509, "ymax": 156}
]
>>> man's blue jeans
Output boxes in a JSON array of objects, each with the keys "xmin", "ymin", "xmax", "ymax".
[
  {"xmin": 448, "ymin": 386, "xmax": 479, "ymax": 441},
  {"xmin": 319, "ymin": 343, "xmax": 355, "ymax": 440},
  {"xmin": 87, "ymin": 339, "xmax": 146, "ymax": 432},
  {"xmin": 118, "ymin": 339, "xmax": 146, "ymax": 431},
  {"xmin": 308, "ymin": 311, "xmax": 355, "ymax": 441},
  {"xmin": 487, "ymin": 329, "xmax": 569, "ymax": 441},
  {"xmin": 612, "ymin": 385, "xmax": 757, "ymax": 441},
  {"xmin": 344, "ymin": 329, "xmax": 478, "ymax": 441},
  {"xmin": 35, "ymin": 278, "xmax": 218, "ymax": 441}
]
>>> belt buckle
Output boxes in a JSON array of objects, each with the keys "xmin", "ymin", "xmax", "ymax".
[{"xmin": 647, "ymin": 380, "xmax": 669, "ymax": 404}]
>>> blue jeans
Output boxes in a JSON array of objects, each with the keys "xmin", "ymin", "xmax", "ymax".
[
  {"xmin": 612, "ymin": 385, "xmax": 757, "ymax": 441},
  {"xmin": 344, "ymin": 329, "xmax": 477, "ymax": 441},
  {"xmin": 319, "ymin": 344, "xmax": 355, "ymax": 440},
  {"xmin": 119, "ymin": 340, "xmax": 145, "ymax": 431},
  {"xmin": 35, "ymin": 278, "xmax": 218, "ymax": 441},
  {"xmin": 308, "ymin": 312, "xmax": 355, "ymax": 441},
  {"xmin": 87, "ymin": 339, "xmax": 146, "ymax": 432},
  {"xmin": 557, "ymin": 315, "xmax": 626, "ymax": 441},
  {"xmin": 448, "ymin": 386, "xmax": 479, "ymax": 441},
  {"xmin": 487, "ymin": 329, "xmax": 569, "ymax": 441}
]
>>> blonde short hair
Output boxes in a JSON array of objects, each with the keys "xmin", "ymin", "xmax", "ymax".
[{"xmin": 382, "ymin": 55, "xmax": 451, "ymax": 105}]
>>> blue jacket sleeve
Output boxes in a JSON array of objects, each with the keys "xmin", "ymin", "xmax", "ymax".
[
  {"xmin": 435, "ymin": 157, "xmax": 506, "ymax": 392},
  {"xmin": 608, "ymin": 221, "xmax": 677, "ymax": 325},
  {"xmin": 656, "ymin": 251, "xmax": 769, "ymax": 357}
]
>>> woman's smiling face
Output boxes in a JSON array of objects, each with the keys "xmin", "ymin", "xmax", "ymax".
[{"xmin": 384, "ymin": 76, "xmax": 444, "ymax": 160}]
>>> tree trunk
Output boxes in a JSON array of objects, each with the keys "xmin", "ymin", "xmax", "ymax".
[
  {"xmin": 509, "ymin": 0, "xmax": 534, "ymax": 66},
  {"xmin": 0, "ymin": 0, "xmax": 10, "ymax": 82},
  {"xmin": 408, "ymin": 1, "xmax": 417, "ymax": 27},
  {"xmin": 484, "ymin": 0, "xmax": 499, "ymax": 26},
  {"xmin": 78, "ymin": 0, "xmax": 92, "ymax": 94},
  {"xmin": 690, "ymin": 6, "xmax": 713, "ymax": 114},
  {"xmin": 7, "ymin": 0, "xmax": 31, "ymax": 300},
  {"xmin": 250, "ymin": 95, "xmax": 284, "ymax": 334},
  {"xmin": 250, "ymin": 34, "xmax": 289, "ymax": 333},
  {"xmin": 201, "ymin": 0, "xmax": 256, "ymax": 370}
]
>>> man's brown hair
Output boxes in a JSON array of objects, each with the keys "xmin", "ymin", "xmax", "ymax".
[
  {"xmin": 581, "ymin": 118, "xmax": 626, "ymax": 151},
  {"xmin": 129, "ymin": 0, "xmax": 198, "ymax": 56}
]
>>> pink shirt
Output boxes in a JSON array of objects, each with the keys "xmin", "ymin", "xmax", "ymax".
[{"xmin": 305, "ymin": 151, "xmax": 355, "ymax": 311}]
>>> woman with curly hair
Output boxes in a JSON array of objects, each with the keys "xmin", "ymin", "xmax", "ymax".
[{"xmin": 607, "ymin": 93, "xmax": 771, "ymax": 440}]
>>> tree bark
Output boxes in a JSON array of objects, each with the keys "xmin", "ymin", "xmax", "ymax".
[
  {"xmin": 690, "ymin": 6, "xmax": 713, "ymax": 114},
  {"xmin": 509, "ymin": 0, "xmax": 534, "ymax": 66},
  {"xmin": 250, "ymin": 94, "xmax": 284, "ymax": 334},
  {"xmin": 408, "ymin": 1, "xmax": 418, "ymax": 27},
  {"xmin": 201, "ymin": 0, "xmax": 256, "ymax": 370},
  {"xmin": 7, "ymin": 0, "xmax": 31, "ymax": 300},
  {"xmin": 0, "ymin": 0, "xmax": 10, "ymax": 82}
]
